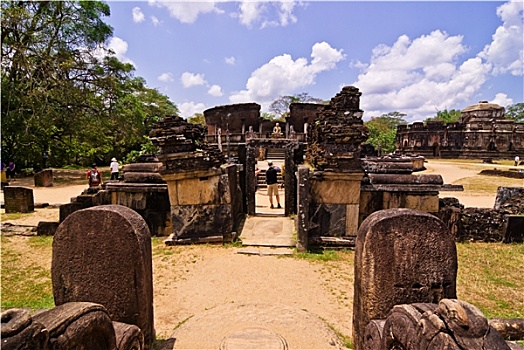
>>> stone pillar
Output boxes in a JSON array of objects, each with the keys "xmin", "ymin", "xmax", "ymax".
[
  {"xmin": 246, "ymin": 144, "xmax": 256, "ymax": 215},
  {"xmin": 52, "ymin": 205, "xmax": 154, "ymax": 350},
  {"xmin": 3, "ymin": 186, "xmax": 34, "ymax": 213},
  {"xmin": 309, "ymin": 172, "xmax": 363, "ymax": 237},
  {"xmin": 284, "ymin": 141, "xmax": 301, "ymax": 216},
  {"xmin": 296, "ymin": 166, "xmax": 310, "ymax": 251},
  {"xmin": 353, "ymin": 208, "xmax": 457, "ymax": 350}
]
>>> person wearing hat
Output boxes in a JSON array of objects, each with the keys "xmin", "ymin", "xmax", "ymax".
[
  {"xmin": 87, "ymin": 163, "xmax": 102, "ymax": 187},
  {"xmin": 110, "ymin": 157, "xmax": 119, "ymax": 180},
  {"xmin": 265, "ymin": 161, "xmax": 282, "ymax": 209}
]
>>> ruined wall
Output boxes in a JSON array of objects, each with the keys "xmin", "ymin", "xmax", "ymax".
[
  {"xmin": 289, "ymin": 102, "xmax": 326, "ymax": 133},
  {"xmin": 438, "ymin": 187, "xmax": 524, "ymax": 242},
  {"xmin": 203, "ymin": 103, "xmax": 260, "ymax": 135}
]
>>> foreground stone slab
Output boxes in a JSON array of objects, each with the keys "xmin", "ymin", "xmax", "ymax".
[
  {"xmin": 52, "ymin": 205, "xmax": 153, "ymax": 350},
  {"xmin": 353, "ymin": 208, "xmax": 457, "ymax": 350}
]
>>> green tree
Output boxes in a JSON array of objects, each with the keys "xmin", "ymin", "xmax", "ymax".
[
  {"xmin": 424, "ymin": 109, "xmax": 461, "ymax": 123},
  {"xmin": 505, "ymin": 103, "xmax": 524, "ymax": 123},
  {"xmin": 269, "ymin": 93, "xmax": 325, "ymax": 118},
  {"xmin": 1, "ymin": 1, "xmax": 179, "ymax": 168},
  {"xmin": 364, "ymin": 112, "xmax": 407, "ymax": 154},
  {"xmin": 1, "ymin": 1, "xmax": 113, "ymax": 167},
  {"xmin": 188, "ymin": 113, "xmax": 205, "ymax": 125}
]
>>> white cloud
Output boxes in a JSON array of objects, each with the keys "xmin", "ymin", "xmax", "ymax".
[
  {"xmin": 158, "ymin": 72, "xmax": 174, "ymax": 82},
  {"xmin": 132, "ymin": 7, "xmax": 145, "ymax": 23},
  {"xmin": 352, "ymin": 30, "xmax": 494, "ymax": 121},
  {"xmin": 208, "ymin": 84, "xmax": 223, "ymax": 97},
  {"xmin": 148, "ymin": 1, "xmax": 222, "ymax": 24},
  {"xmin": 225, "ymin": 56, "xmax": 236, "ymax": 65},
  {"xmin": 235, "ymin": 1, "xmax": 299, "ymax": 28},
  {"xmin": 178, "ymin": 101, "xmax": 206, "ymax": 118},
  {"xmin": 106, "ymin": 37, "xmax": 135, "ymax": 66},
  {"xmin": 151, "ymin": 15, "xmax": 160, "ymax": 26},
  {"xmin": 491, "ymin": 92, "xmax": 514, "ymax": 107},
  {"xmin": 180, "ymin": 72, "xmax": 207, "ymax": 88},
  {"xmin": 277, "ymin": 1, "xmax": 298, "ymax": 27},
  {"xmin": 480, "ymin": 0, "xmax": 523, "ymax": 76},
  {"xmin": 237, "ymin": 2, "xmax": 264, "ymax": 27},
  {"xmin": 229, "ymin": 42, "xmax": 344, "ymax": 107}
]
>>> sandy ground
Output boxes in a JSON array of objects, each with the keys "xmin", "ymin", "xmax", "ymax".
[
  {"xmin": 1, "ymin": 161, "xmax": 523, "ymax": 348},
  {"xmin": 421, "ymin": 160, "xmax": 524, "ymax": 208}
]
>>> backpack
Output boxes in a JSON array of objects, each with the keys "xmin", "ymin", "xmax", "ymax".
[{"xmin": 89, "ymin": 169, "xmax": 100, "ymax": 184}]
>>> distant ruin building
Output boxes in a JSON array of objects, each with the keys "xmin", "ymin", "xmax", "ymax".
[{"xmin": 396, "ymin": 101, "xmax": 524, "ymax": 158}]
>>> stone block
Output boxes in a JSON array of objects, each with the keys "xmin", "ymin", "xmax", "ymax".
[
  {"xmin": 171, "ymin": 204, "xmax": 232, "ymax": 239},
  {"xmin": 3, "ymin": 186, "xmax": 34, "ymax": 213},
  {"xmin": 310, "ymin": 178, "xmax": 361, "ymax": 204},
  {"xmin": 381, "ymin": 192, "xmax": 439, "ymax": 212},
  {"xmin": 37, "ymin": 221, "xmax": 59, "ymax": 236},
  {"xmin": 353, "ymin": 208, "xmax": 457, "ymax": 350},
  {"xmin": 34, "ymin": 169, "xmax": 53, "ymax": 187},
  {"xmin": 403, "ymin": 194, "xmax": 439, "ymax": 212},
  {"xmin": 309, "ymin": 204, "xmax": 346, "ymax": 237},
  {"xmin": 346, "ymin": 204, "xmax": 359, "ymax": 235},
  {"xmin": 167, "ymin": 175, "xmax": 222, "ymax": 206},
  {"xmin": 359, "ymin": 191, "xmax": 382, "ymax": 214},
  {"xmin": 52, "ymin": 205, "xmax": 154, "ymax": 350}
]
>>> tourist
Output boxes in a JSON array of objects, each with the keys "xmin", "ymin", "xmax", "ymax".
[
  {"xmin": 86, "ymin": 163, "xmax": 102, "ymax": 187},
  {"xmin": 515, "ymin": 155, "xmax": 520, "ymax": 166},
  {"xmin": 6, "ymin": 161, "xmax": 16, "ymax": 180},
  {"xmin": 110, "ymin": 157, "xmax": 119, "ymax": 180},
  {"xmin": 265, "ymin": 161, "xmax": 282, "ymax": 209}
]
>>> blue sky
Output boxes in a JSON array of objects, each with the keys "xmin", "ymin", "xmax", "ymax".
[{"xmin": 103, "ymin": 1, "xmax": 523, "ymax": 122}]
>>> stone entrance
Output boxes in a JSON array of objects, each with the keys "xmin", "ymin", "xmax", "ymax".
[{"xmin": 245, "ymin": 138, "xmax": 303, "ymax": 216}]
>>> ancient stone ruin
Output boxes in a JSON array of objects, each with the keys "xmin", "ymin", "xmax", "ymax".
[
  {"xmin": 438, "ymin": 187, "xmax": 524, "ymax": 243},
  {"xmin": 396, "ymin": 101, "xmax": 524, "ymax": 159},
  {"xmin": 149, "ymin": 115, "xmax": 241, "ymax": 244},
  {"xmin": 4, "ymin": 85, "xmax": 523, "ymax": 349}
]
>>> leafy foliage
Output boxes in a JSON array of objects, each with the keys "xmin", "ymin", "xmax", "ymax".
[
  {"xmin": 269, "ymin": 93, "xmax": 325, "ymax": 118},
  {"xmin": 364, "ymin": 112, "xmax": 407, "ymax": 154},
  {"xmin": 1, "ymin": 1, "xmax": 178, "ymax": 169},
  {"xmin": 424, "ymin": 109, "xmax": 462, "ymax": 123},
  {"xmin": 188, "ymin": 113, "xmax": 205, "ymax": 125},
  {"xmin": 505, "ymin": 103, "xmax": 524, "ymax": 123}
]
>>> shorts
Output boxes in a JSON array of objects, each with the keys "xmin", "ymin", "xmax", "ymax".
[{"xmin": 267, "ymin": 183, "xmax": 279, "ymax": 197}]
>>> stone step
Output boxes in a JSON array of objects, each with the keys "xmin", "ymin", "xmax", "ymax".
[{"xmin": 236, "ymin": 247, "xmax": 294, "ymax": 256}]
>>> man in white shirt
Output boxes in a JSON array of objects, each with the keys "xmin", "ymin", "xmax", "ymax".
[{"xmin": 110, "ymin": 158, "xmax": 119, "ymax": 180}]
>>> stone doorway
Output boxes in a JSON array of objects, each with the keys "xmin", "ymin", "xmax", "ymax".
[{"xmin": 245, "ymin": 139, "xmax": 304, "ymax": 217}]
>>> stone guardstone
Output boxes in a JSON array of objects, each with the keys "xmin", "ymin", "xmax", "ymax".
[
  {"xmin": 353, "ymin": 208, "xmax": 457, "ymax": 350},
  {"xmin": 219, "ymin": 327, "xmax": 288, "ymax": 350},
  {"xmin": 52, "ymin": 205, "xmax": 154, "ymax": 350}
]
